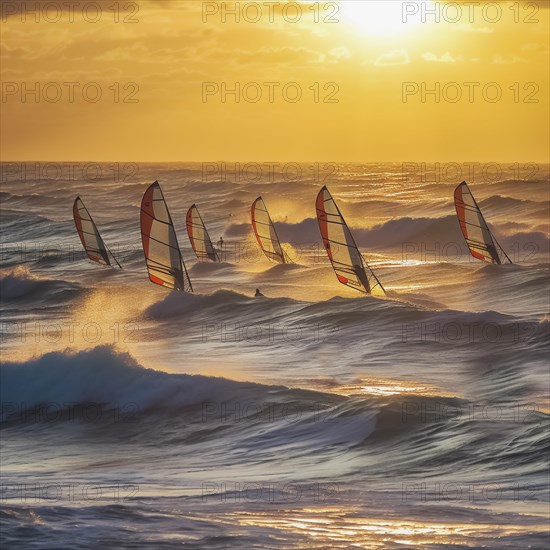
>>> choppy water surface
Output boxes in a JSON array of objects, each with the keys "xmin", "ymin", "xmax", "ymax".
[{"xmin": 1, "ymin": 162, "xmax": 549, "ymax": 548}]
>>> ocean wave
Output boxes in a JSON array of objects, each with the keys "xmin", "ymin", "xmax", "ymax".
[
  {"xmin": 140, "ymin": 279, "xmax": 548, "ymax": 358},
  {"xmin": 1, "ymin": 344, "xmax": 548, "ymax": 501},
  {"xmin": 0, "ymin": 346, "xmax": 365, "ymax": 449},
  {"xmin": 0, "ymin": 267, "xmax": 81, "ymax": 303},
  {"xmin": 0, "ymin": 211, "xmax": 69, "ymax": 242},
  {"xmin": 226, "ymin": 215, "xmax": 549, "ymax": 253},
  {"xmin": 187, "ymin": 261, "xmax": 236, "ymax": 276},
  {"xmin": 0, "ymin": 346, "xmax": 467, "ymax": 448},
  {"xmin": 0, "ymin": 191, "xmax": 62, "ymax": 208},
  {"xmin": 254, "ymin": 263, "xmax": 305, "ymax": 277},
  {"xmin": 484, "ymin": 178, "xmax": 550, "ymax": 200},
  {"xmin": 0, "ymin": 346, "xmax": 283, "ymax": 415},
  {"xmin": 144, "ymin": 288, "xmax": 298, "ymax": 320},
  {"xmin": 479, "ymin": 194, "xmax": 538, "ymax": 209},
  {"xmin": 2, "ymin": 346, "xmax": 547, "ymax": 475}
]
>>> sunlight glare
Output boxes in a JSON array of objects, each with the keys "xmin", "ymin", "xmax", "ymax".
[{"xmin": 338, "ymin": 0, "xmax": 430, "ymax": 36}]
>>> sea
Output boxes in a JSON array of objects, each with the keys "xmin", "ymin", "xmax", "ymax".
[{"xmin": 1, "ymin": 161, "xmax": 549, "ymax": 549}]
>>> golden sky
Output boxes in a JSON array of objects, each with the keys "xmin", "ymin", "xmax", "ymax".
[{"xmin": 1, "ymin": 0, "xmax": 548, "ymax": 162}]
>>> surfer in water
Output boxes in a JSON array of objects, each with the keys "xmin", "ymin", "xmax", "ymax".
[
  {"xmin": 218, "ymin": 236, "xmax": 224, "ymax": 249},
  {"xmin": 254, "ymin": 288, "xmax": 264, "ymax": 297}
]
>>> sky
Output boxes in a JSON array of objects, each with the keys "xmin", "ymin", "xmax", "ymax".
[{"xmin": 1, "ymin": 0, "xmax": 549, "ymax": 162}]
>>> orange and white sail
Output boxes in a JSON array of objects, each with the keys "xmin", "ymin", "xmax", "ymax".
[
  {"xmin": 73, "ymin": 197, "xmax": 121, "ymax": 268},
  {"xmin": 140, "ymin": 181, "xmax": 193, "ymax": 292},
  {"xmin": 186, "ymin": 204, "xmax": 219, "ymax": 262},
  {"xmin": 251, "ymin": 197, "xmax": 288, "ymax": 264},
  {"xmin": 316, "ymin": 186, "xmax": 385, "ymax": 296},
  {"xmin": 454, "ymin": 181, "xmax": 512, "ymax": 264}
]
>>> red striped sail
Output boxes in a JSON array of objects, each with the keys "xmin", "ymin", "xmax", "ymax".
[
  {"xmin": 454, "ymin": 181, "xmax": 511, "ymax": 264},
  {"xmin": 186, "ymin": 204, "xmax": 219, "ymax": 262},
  {"xmin": 316, "ymin": 186, "xmax": 385, "ymax": 296},
  {"xmin": 251, "ymin": 197, "xmax": 287, "ymax": 264},
  {"xmin": 140, "ymin": 181, "xmax": 193, "ymax": 291}
]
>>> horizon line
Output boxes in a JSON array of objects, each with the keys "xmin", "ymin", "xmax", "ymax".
[{"xmin": 2, "ymin": 159, "xmax": 549, "ymax": 164}]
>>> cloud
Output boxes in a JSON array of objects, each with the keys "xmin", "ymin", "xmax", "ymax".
[
  {"xmin": 493, "ymin": 55, "xmax": 527, "ymax": 64},
  {"xmin": 374, "ymin": 49, "xmax": 410, "ymax": 67},
  {"xmin": 205, "ymin": 47, "xmax": 326, "ymax": 66},
  {"xmin": 328, "ymin": 47, "xmax": 352, "ymax": 60},
  {"xmin": 522, "ymin": 43, "xmax": 550, "ymax": 54},
  {"xmin": 422, "ymin": 52, "xmax": 460, "ymax": 63}
]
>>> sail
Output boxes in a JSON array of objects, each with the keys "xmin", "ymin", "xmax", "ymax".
[
  {"xmin": 73, "ymin": 197, "xmax": 120, "ymax": 268},
  {"xmin": 316, "ymin": 186, "xmax": 385, "ymax": 296},
  {"xmin": 251, "ymin": 197, "xmax": 287, "ymax": 264},
  {"xmin": 140, "ymin": 181, "xmax": 193, "ymax": 292},
  {"xmin": 454, "ymin": 181, "xmax": 512, "ymax": 264},
  {"xmin": 186, "ymin": 204, "xmax": 219, "ymax": 262}
]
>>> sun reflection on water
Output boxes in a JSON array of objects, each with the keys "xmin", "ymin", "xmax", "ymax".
[
  {"xmin": 325, "ymin": 377, "xmax": 458, "ymax": 398},
  {"xmin": 229, "ymin": 506, "xmax": 544, "ymax": 547}
]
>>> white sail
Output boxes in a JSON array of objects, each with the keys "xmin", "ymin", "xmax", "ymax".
[
  {"xmin": 140, "ymin": 181, "xmax": 193, "ymax": 291},
  {"xmin": 454, "ymin": 181, "xmax": 512, "ymax": 264},
  {"xmin": 251, "ymin": 197, "xmax": 287, "ymax": 264},
  {"xmin": 186, "ymin": 204, "xmax": 219, "ymax": 262},
  {"xmin": 73, "ymin": 197, "xmax": 120, "ymax": 268},
  {"xmin": 316, "ymin": 186, "xmax": 385, "ymax": 296}
]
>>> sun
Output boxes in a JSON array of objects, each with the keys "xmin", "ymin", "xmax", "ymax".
[{"xmin": 338, "ymin": 0, "xmax": 429, "ymax": 36}]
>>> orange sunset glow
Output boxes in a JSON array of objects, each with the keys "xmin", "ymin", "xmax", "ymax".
[
  {"xmin": 1, "ymin": 2, "xmax": 549, "ymax": 549},
  {"xmin": 1, "ymin": 0, "xmax": 549, "ymax": 161}
]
